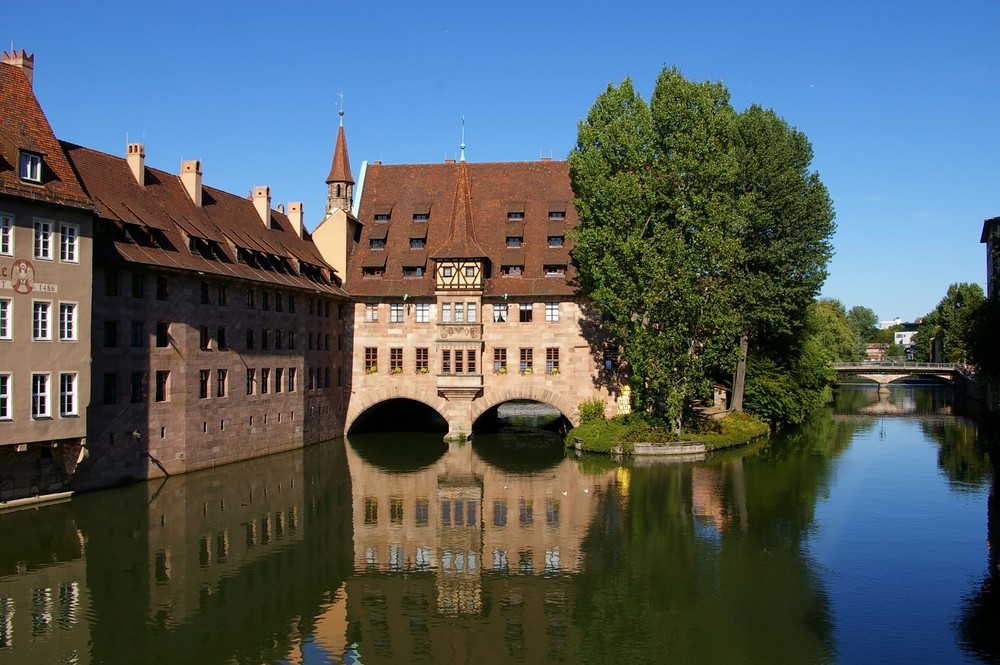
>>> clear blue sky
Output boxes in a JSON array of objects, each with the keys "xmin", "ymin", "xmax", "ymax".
[{"xmin": 5, "ymin": 1, "xmax": 998, "ymax": 322}]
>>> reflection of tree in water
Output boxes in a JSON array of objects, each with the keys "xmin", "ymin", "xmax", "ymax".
[
  {"xmin": 957, "ymin": 452, "xmax": 1000, "ymax": 663},
  {"xmin": 572, "ymin": 407, "xmax": 873, "ymax": 664},
  {"xmin": 919, "ymin": 418, "xmax": 991, "ymax": 491}
]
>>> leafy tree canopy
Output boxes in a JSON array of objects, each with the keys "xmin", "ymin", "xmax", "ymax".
[
  {"xmin": 569, "ymin": 67, "xmax": 835, "ymax": 430},
  {"xmin": 912, "ymin": 283, "xmax": 985, "ymax": 363}
]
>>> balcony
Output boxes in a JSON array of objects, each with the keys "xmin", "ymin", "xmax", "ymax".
[{"xmin": 437, "ymin": 373, "xmax": 483, "ymax": 400}]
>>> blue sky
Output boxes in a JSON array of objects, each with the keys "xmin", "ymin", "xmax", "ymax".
[{"xmin": 4, "ymin": 1, "xmax": 998, "ymax": 321}]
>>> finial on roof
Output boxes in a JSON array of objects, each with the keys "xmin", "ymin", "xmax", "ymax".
[
  {"xmin": 338, "ymin": 91, "xmax": 345, "ymax": 127},
  {"xmin": 459, "ymin": 115, "xmax": 466, "ymax": 163}
]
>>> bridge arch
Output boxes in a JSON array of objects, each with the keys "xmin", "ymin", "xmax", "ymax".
[
  {"xmin": 470, "ymin": 387, "xmax": 579, "ymax": 430},
  {"xmin": 345, "ymin": 385, "xmax": 451, "ymax": 435}
]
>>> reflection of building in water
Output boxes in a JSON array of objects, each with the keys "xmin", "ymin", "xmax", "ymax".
[
  {"xmin": 0, "ymin": 504, "xmax": 90, "ymax": 663},
  {"xmin": 341, "ymin": 438, "xmax": 617, "ymax": 661},
  {"xmin": 64, "ymin": 440, "xmax": 354, "ymax": 665}
]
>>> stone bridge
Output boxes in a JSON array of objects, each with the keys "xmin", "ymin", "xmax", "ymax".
[{"xmin": 834, "ymin": 362, "xmax": 962, "ymax": 390}]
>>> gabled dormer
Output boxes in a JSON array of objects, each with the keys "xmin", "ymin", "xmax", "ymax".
[{"xmin": 432, "ymin": 161, "xmax": 488, "ymax": 291}]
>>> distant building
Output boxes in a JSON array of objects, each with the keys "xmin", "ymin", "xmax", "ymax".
[
  {"xmin": 982, "ymin": 216, "xmax": 999, "ymax": 300},
  {"xmin": 878, "ymin": 317, "xmax": 902, "ymax": 330},
  {"xmin": 0, "ymin": 51, "xmax": 95, "ymax": 501}
]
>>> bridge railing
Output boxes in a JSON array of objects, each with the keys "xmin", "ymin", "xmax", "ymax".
[{"xmin": 834, "ymin": 362, "xmax": 959, "ymax": 370}]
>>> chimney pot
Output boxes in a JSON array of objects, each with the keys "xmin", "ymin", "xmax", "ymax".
[
  {"xmin": 444, "ymin": 158, "xmax": 456, "ymax": 164},
  {"xmin": 253, "ymin": 186, "xmax": 271, "ymax": 227},
  {"xmin": 127, "ymin": 143, "xmax": 145, "ymax": 186},
  {"xmin": 180, "ymin": 159, "xmax": 203, "ymax": 207},
  {"xmin": 1, "ymin": 49, "xmax": 35, "ymax": 86},
  {"xmin": 288, "ymin": 202, "xmax": 304, "ymax": 239}
]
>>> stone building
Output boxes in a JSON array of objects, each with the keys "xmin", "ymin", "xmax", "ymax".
[
  {"xmin": 62, "ymin": 141, "xmax": 350, "ymax": 488},
  {"xmin": 314, "ymin": 127, "xmax": 624, "ymax": 439},
  {"xmin": 982, "ymin": 216, "xmax": 999, "ymax": 300},
  {"xmin": 0, "ymin": 51, "xmax": 95, "ymax": 501}
]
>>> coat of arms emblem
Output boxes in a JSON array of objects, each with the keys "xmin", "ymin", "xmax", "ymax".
[{"xmin": 11, "ymin": 259, "xmax": 34, "ymax": 294}]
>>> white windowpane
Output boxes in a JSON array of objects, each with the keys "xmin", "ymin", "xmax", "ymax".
[
  {"xmin": 60, "ymin": 224, "xmax": 78, "ymax": 262},
  {"xmin": 34, "ymin": 220, "xmax": 52, "ymax": 259},
  {"xmin": 390, "ymin": 303, "xmax": 404, "ymax": 323},
  {"xmin": 0, "ymin": 215, "xmax": 12, "ymax": 255},
  {"xmin": 32, "ymin": 374, "xmax": 49, "ymax": 418},
  {"xmin": 59, "ymin": 303, "xmax": 76, "ymax": 341},
  {"xmin": 494, "ymin": 303, "xmax": 507, "ymax": 323},
  {"xmin": 60, "ymin": 373, "xmax": 77, "ymax": 416},
  {"xmin": 0, "ymin": 374, "xmax": 10, "ymax": 420},
  {"xmin": 33, "ymin": 302, "xmax": 51, "ymax": 340},
  {"xmin": 454, "ymin": 303, "xmax": 464, "ymax": 323},
  {"xmin": 416, "ymin": 303, "xmax": 430, "ymax": 323},
  {"xmin": 0, "ymin": 299, "xmax": 10, "ymax": 339},
  {"xmin": 467, "ymin": 303, "xmax": 476, "ymax": 323},
  {"xmin": 546, "ymin": 302, "xmax": 559, "ymax": 322}
]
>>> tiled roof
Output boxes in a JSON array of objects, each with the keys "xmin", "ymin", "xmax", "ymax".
[
  {"xmin": 349, "ymin": 160, "xmax": 577, "ymax": 299},
  {"xmin": 0, "ymin": 60, "xmax": 91, "ymax": 210},
  {"xmin": 62, "ymin": 142, "xmax": 348, "ymax": 297},
  {"xmin": 326, "ymin": 125, "xmax": 354, "ymax": 185}
]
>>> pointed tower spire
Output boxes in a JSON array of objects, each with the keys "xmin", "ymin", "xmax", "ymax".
[{"xmin": 325, "ymin": 99, "xmax": 354, "ymax": 214}]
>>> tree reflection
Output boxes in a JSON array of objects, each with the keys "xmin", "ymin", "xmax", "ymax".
[{"xmin": 573, "ymin": 407, "xmax": 873, "ymax": 664}]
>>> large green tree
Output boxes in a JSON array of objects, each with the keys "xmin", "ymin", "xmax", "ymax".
[
  {"xmin": 569, "ymin": 69, "xmax": 743, "ymax": 433},
  {"xmin": 847, "ymin": 305, "xmax": 879, "ymax": 344},
  {"xmin": 912, "ymin": 283, "xmax": 986, "ymax": 363},
  {"xmin": 730, "ymin": 105, "xmax": 835, "ymax": 409},
  {"xmin": 570, "ymin": 67, "xmax": 835, "ymax": 429}
]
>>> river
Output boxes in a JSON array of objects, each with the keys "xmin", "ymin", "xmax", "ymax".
[{"xmin": 0, "ymin": 386, "xmax": 996, "ymax": 664}]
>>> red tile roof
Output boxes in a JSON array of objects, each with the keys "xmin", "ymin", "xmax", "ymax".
[
  {"xmin": 62, "ymin": 142, "xmax": 347, "ymax": 296},
  {"xmin": 349, "ymin": 160, "xmax": 577, "ymax": 299},
  {"xmin": 0, "ymin": 60, "xmax": 91, "ymax": 210},
  {"xmin": 326, "ymin": 125, "xmax": 354, "ymax": 185}
]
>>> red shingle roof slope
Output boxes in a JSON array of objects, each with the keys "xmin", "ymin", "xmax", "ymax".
[
  {"xmin": 0, "ymin": 60, "xmax": 91, "ymax": 209},
  {"xmin": 62, "ymin": 142, "xmax": 347, "ymax": 296},
  {"xmin": 350, "ymin": 160, "xmax": 577, "ymax": 299}
]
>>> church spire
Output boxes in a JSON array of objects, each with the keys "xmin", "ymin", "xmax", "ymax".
[{"xmin": 325, "ymin": 99, "xmax": 354, "ymax": 215}]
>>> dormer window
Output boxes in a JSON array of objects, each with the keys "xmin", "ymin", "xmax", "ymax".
[
  {"xmin": 19, "ymin": 152, "xmax": 42, "ymax": 183},
  {"xmin": 507, "ymin": 212, "xmax": 524, "ymax": 221},
  {"xmin": 413, "ymin": 213, "xmax": 429, "ymax": 222},
  {"xmin": 549, "ymin": 211, "xmax": 566, "ymax": 220},
  {"xmin": 506, "ymin": 236, "xmax": 523, "ymax": 248},
  {"xmin": 370, "ymin": 238, "xmax": 385, "ymax": 250},
  {"xmin": 409, "ymin": 238, "xmax": 425, "ymax": 249},
  {"xmin": 548, "ymin": 235, "xmax": 564, "ymax": 248},
  {"xmin": 403, "ymin": 266, "xmax": 424, "ymax": 278},
  {"xmin": 501, "ymin": 265, "xmax": 523, "ymax": 277},
  {"xmin": 544, "ymin": 264, "xmax": 567, "ymax": 277},
  {"xmin": 374, "ymin": 213, "xmax": 391, "ymax": 222}
]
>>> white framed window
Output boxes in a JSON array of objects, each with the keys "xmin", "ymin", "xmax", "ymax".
[
  {"xmin": 33, "ymin": 301, "xmax": 51, "ymax": 340},
  {"xmin": 365, "ymin": 303, "xmax": 379, "ymax": 322},
  {"xmin": 59, "ymin": 302, "xmax": 77, "ymax": 341},
  {"xmin": 34, "ymin": 219, "xmax": 52, "ymax": 259},
  {"xmin": 493, "ymin": 303, "xmax": 508, "ymax": 323},
  {"xmin": 0, "ymin": 298, "xmax": 10, "ymax": 339},
  {"xmin": 454, "ymin": 302, "xmax": 464, "ymax": 323},
  {"xmin": 0, "ymin": 373, "xmax": 11, "ymax": 420},
  {"xmin": 0, "ymin": 214, "xmax": 12, "ymax": 255},
  {"xmin": 442, "ymin": 303, "xmax": 452, "ymax": 323},
  {"xmin": 60, "ymin": 224, "xmax": 79, "ymax": 263},
  {"xmin": 31, "ymin": 373, "xmax": 50, "ymax": 418},
  {"xmin": 390, "ymin": 303, "xmax": 404, "ymax": 323},
  {"xmin": 546, "ymin": 302, "xmax": 560, "ymax": 322},
  {"xmin": 416, "ymin": 303, "xmax": 430, "ymax": 323},
  {"xmin": 60, "ymin": 373, "xmax": 77, "ymax": 416},
  {"xmin": 467, "ymin": 303, "xmax": 477, "ymax": 323},
  {"xmin": 20, "ymin": 152, "xmax": 42, "ymax": 182}
]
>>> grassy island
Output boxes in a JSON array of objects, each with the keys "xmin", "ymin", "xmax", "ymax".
[{"xmin": 567, "ymin": 411, "xmax": 770, "ymax": 455}]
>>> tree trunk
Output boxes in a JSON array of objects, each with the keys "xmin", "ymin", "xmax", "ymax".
[{"xmin": 730, "ymin": 334, "xmax": 748, "ymax": 412}]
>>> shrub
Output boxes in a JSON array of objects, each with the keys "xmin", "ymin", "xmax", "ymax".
[{"xmin": 578, "ymin": 398, "xmax": 606, "ymax": 424}]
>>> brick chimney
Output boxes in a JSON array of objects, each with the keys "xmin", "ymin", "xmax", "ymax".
[
  {"xmin": 288, "ymin": 202, "xmax": 304, "ymax": 238},
  {"xmin": 253, "ymin": 186, "xmax": 271, "ymax": 227},
  {"xmin": 180, "ymin": 160, "xmax": 202, "ymax": 207},
  {"xmin": 1, "ymin": 50, "xmax": 34, "ymax": 87},
  {"xmin": 127, "ymin": 143, "xmax": 145, "ymax": 186}
]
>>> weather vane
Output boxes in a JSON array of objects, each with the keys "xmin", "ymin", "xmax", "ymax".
[{"xmin": 338, "ymin": 91, "xmax": 345, "ymax": 126}]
